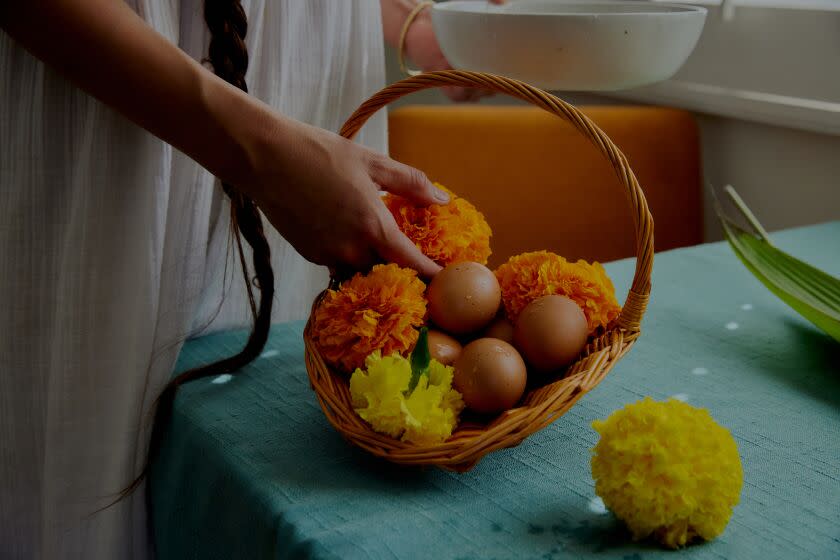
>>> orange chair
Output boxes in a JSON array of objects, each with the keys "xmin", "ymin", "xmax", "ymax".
[{"xmin": 388, "ymin": 105, "xmax": 702, "ymax": 268}]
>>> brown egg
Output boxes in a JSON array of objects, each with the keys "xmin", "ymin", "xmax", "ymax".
[
  {"xmin": 427, "ymin": 262, "xmax": 501, "ymax": 335},
  {"xmin": 483, "ymin": 318, "xmax": 515, "ymax": 344},
  {"xmin": 454, "ymin": 338, "xmax": 527, "ymax": 414},
  {"xmin": 513, "ymin": 295, "xmax": 588, "ymax": 373},
  {"xmin": 427, "ymin": 329, "xmax": 462, "ymax": 366}
]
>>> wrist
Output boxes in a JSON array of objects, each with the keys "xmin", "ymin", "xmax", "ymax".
[
  {"xmin": 403, "ymin": 8, "xmax": 433, "ymax": 67},
  {"xmin": 382, "ymin": 0, "xmax": 421, "ymax": 47},
  {"xmin": 200, "ymin": 71, "xmax": 323, "ymax": 209},
  {"xmin": 196, "ymin": 69, "xmax": 275, "ymax": 194}
]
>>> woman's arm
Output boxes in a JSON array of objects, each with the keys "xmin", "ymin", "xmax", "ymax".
[
  {"xmin": 1, "ymin": 0, "xmax": 443, "ymax": 276},
  {"xmin": 1, "ymin": 0, "xmax": 254, "ymax": 185},
  {"xmin": 379, "ymin": 0, "xmax": 503, "ymax": 102},
  {"xmin": 380, "ymin": 0, "xmax": 419, "ymax": 48}
]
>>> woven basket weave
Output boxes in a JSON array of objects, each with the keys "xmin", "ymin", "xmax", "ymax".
[{"xmin": 304, "ymin": 70, "xmax": 653, "ymax": 472}]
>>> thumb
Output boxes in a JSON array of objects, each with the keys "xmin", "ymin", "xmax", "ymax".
[
  {"xmin": 369, "ymin": 156, "xmax": 450, "ymax": 206},
  {"xmin": 375, "ymin": 219, "xmax": 442, "ymax": 279}
]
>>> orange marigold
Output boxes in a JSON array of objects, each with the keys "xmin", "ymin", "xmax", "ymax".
[
  {"xmin": 494, "ymin": 251, "xmax": 621, "ymax": 332},
  {"xmin": 311, "ymin": 264, "xmax": 427, "ymax": 372},
  {"xmin": 384, "ymin": 183, "xmax": 492, "ymax": 266}
]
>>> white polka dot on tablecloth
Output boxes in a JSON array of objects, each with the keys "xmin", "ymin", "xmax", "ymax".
[
  {"xmin": 741, "ymin": 303, "xmax": 753, "ymax": 311},
  {"xmin": 725, "ymin": 321, "xmax": 740, "ymax": 330},
  {"xmin": 211, "ymin": 374, "xmax": 233, "ymax": 384},
  {"xmin": 691, "ymin": 367, "xmax": 709, "ymax": 376},
  {"xmin": 260, "ymin": 349, "xmax": 279, "ymax": 359},
  {"xmin": 671, "ymin": 393, "xmax": 689, "ymax": 402},
  {"xmin": 588, "ymin": 496, "xmax": 608, "ymax": 515}
]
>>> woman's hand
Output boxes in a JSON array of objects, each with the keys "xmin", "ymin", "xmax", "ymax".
[
  {"xmin": 1, "ymin": 0, "xmax": 447, "ymax": 279},
  {"xmin": 382, "ymin": 0, "xmax": 506, "ymax": 102},
  {"xmin": 239, "ymin": 117, "xmax": 446, "ymax": 278}
]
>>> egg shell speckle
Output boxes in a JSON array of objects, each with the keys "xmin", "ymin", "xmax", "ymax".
[
  {"xmin": 454, "ymin": 338, "xmax": 527, "ymax": 414},
  {"xmin": 427, "ymin": 262, "xmax": 501, "ymax": 335},
  {"xmin": 426, "ymin": 329, "xmax": 463, "ymax": 366},
  {"xmin": 483, "ymin": 317, "xmax": 515, "ymax": 344},
  {"xmin": 513, "ymin": 295, "xmax": 588, "ymax": 373}
]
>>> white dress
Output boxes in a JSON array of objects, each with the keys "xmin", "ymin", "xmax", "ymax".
[{"xmin": 0, "ymin": 1, "xmax": 387, "ymax": 558}]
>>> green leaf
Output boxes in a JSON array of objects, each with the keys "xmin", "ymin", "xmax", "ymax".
[
  {"xmin": 408, "ymin": 327, "xmax": 431, "ymax": 394},
  {"xmin": 714, "ymin": 186, "xmax": 840, "ymax": 343}
]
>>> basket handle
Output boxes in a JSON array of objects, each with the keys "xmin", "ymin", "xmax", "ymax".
[{"xmin": 339, "ymin": 70, "xmax": 653, "ymax": 332}]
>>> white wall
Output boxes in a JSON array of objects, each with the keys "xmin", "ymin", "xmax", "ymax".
[{"xmin": 694, "ymin": 115, "xmax": 840, "ymax": 241}]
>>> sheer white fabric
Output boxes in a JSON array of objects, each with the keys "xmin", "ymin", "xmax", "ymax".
[{"xmin": 0, "ymin": 1, "xmax": 387, "ymax": 558}]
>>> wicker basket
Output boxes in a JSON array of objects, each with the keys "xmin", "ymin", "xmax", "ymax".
[{"xmin": 304, "ymin": 70, "xmax": 653, "ymax": 472}]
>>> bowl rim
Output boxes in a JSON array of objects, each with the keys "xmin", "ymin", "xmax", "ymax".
[{"xmin": 433, "ymin": 0, "xmax": 708, "ymax": 18}]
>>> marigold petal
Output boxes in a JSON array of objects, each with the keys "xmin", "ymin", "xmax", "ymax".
[
  {"xmin": 312, "ymin": 264, "xmax": 427, "ymax": 372},
  {"xmin": 348, "ymin": 354, "xmax": 464, "ymax": 445},
  {"xmin": 591, "ymin": 398, "xmax": 743, "ymax": 548},
  {"xmin": 384, "ymin": 183, "xmax": 492, "ymax": 266},
  {"xmin": 494, "ymin": 251, "xmax": 621, "ymax": 332}
]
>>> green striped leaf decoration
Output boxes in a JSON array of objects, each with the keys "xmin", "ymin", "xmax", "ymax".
[{"xmin": 715, "ymin": 185, "xmax": 840, "ymax": 343}]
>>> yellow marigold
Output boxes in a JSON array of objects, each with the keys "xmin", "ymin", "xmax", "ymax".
[
  {"xmin": 384, "ymin": 183, "xmax": 492, "ymax": 266},
  {"xmin": 349, "ymin": 352, "xmax": 464, "ymax": 444},
  {"xmin": 349, "ymin": 353, "xmax": 412, "ymax": 438},
  {"xmin": 591, "ymin": 398, "xmax": 743, "ymax": 549},
  {"xmin": 311, "ymin": 264, "xmax": 426, "ymax": 372},
  {"xmin": 494, "ymin": 250, "xmax": 620, "ymax": 332}
]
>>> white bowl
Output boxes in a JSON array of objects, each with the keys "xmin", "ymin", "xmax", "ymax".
[{"xmin": 431, "ymin": 0, "xmax": 707, "ymax": 91}]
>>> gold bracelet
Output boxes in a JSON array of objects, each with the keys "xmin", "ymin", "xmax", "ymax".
[{"xmin": 398, "ymin": 1, "xmax": 435, "ymax": 76}]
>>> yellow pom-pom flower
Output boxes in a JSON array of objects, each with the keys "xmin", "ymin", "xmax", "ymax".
[
  {"xmin": 350, "ymin": 352, "xmax": 464, "ymax": 445},
  {"xmin": 384, "ymin": 183, "xmax": 492, "ymax": 266},
  {"xmin": 349, "ymin": 353, "xmax": 410, "ymax": 438},
  {"xmin": 591, "ymin": 398, "xmax": 743, "ymax": 549},
  {"xmin": 403, "ymin": 360, "xmax": 464, "ymax": 445},
  {"xmin": 494, "ymin": 250, "xmax": 621, "ymax": 333},
  {"xmin": 311, "ymin": 264, "xmax": 427, "ymax": 372}
]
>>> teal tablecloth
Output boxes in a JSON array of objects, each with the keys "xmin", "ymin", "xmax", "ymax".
[{"xmin": 151, "ymin": 222, "xmax": 840, "ymax": 560}]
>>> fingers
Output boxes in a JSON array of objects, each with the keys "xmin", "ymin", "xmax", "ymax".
[
  {"xmin": 443, "ymin": 86, "xmax": 473, "ymax": 102},
  {"xmin": 375, "ymin": 224, "xmax": 442, "ymax": 279},
  {"xmin": 333, "ymin": 232, "xmax": 440, "ymax": 281},
  {"xmin": 335, "ymin": 243, "xmax": 378, "ymax": 273},
  {"xmin": 442, "ymin": 86, "xmax": 495, "ymax": 103},
  {"xmin": 328, "ymin": 154, "xmax": 445, "ymax": 278},
  {"xmin": 332, "ymin": 203, "xmax": 441, "ymax": 279},
  {"xmin": 471, "ymin": 89, "xmax": 495, "ymax": 102},
  {"xmin": 368, "ymin": 156, "xmax": 449, "ymax": 206}
]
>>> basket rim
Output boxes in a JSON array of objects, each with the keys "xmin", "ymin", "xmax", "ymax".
[
  {"xmin": 305, "ymin": 70, "xmax": 654, "ymax": 470},
  {"xmin": 339, "ymin": 69, "xmax": 653, "ymax": 331},
  {"xmin": 304, "ymin": 320, "xmax": 638, "ymax": 469}
]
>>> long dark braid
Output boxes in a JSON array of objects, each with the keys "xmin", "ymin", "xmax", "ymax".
[{"xmin": 117, "ymin": 0, "xmax": 274, "ymax": 502}]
